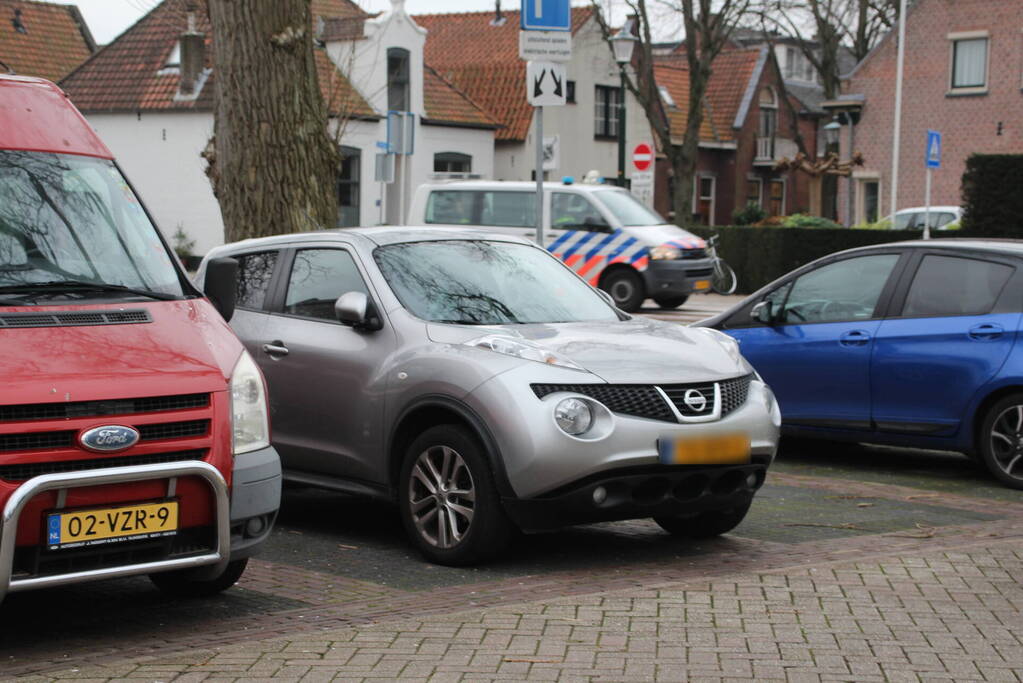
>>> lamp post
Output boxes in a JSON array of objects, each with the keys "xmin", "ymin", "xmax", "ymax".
[
  {"xmin": 822, "ymin": 118, "xmax": 841, "ymax": 220},
  {"xmin": 611, "ymin": 22, "xmax": 637, "ymax": 188}
]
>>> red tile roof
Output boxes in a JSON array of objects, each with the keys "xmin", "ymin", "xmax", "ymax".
[
  {"xmin": 423, "ymin": 65, "xmax": 499, "ymax": 128},
  {"xmin": 654, "ymin": 47, "xmax": 763, "ymax": 143},
  {"xmin": 0, "ymin": 0, "xmax": 94, "ymax": 83},
  {"xmin": 416, "ymin": 7, "xmax": 595, "ymax": 141},
  {"xmin": 61, "ymin": 0, "xmax": 373, "ymax": 116}
]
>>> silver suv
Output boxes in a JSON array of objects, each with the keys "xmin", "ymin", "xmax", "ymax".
[{"xmin": 198, "ymin": 228, "xmax": 780, "ymax": 565}]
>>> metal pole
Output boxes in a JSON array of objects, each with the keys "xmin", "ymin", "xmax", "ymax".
[
  {"xmin": 890, "ymin": 0, "xmax": 908, "ymax": 217},
  {"xmin": 535, "ymin": 105, "xmax": 545, "ymax": 247},
  {"xmin": 618, "ymin": 66, "xmax": 627, "ymax": 187},
  {"xmin": 923, "ymin": 167, "xmax": 932, "ymax": 240},
  {"xmin": 846, "ymin": 116, "xmax": 856, "ymax": 226}
]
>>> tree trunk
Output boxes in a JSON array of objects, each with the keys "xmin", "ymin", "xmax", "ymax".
[{"xmin": 206, "ymin": 0, "xmax": 338, "ymax": 243}]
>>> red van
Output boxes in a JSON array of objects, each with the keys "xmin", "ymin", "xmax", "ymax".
[{"xmin": 0, "ymin": 75, "xmax": 280, "ymax": 603}]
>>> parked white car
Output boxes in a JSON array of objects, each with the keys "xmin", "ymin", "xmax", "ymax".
[{"xmin": 891, "ymin": 206, "xmax": 962, "ymax": 231}]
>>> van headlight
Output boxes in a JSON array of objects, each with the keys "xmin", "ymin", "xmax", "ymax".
[
  {"xmin": 554, "ymin": 398, "xmax": 594, "ymax": 436},
  {"xmin": 230, "ymin": 350, "xmax": 270, "ymax": 455},
  {"xmin": 650, "ymin": 244, "xmax": 682, "ymax": 260}
]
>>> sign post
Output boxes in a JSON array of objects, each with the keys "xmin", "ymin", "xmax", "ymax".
[
  {"xmin": 521, "ymin": 0, "xmax": 571, "ymax": 248},
  {"xmin": 924, "ymin": 130, "xmax": 942, "ymax": 240},
  {"xmin": 630, "ymin": 142, "xmax": 655, "ymax": 208}
]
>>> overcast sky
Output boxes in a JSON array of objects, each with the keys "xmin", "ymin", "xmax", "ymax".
[{"xmin": 52, "ymin": 1, "xmax": 631, "ymax": 46}]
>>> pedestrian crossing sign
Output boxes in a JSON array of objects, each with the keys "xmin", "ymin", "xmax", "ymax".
[{"xmin": 926, "ymin": 130, "xmax": 942, "ymax": 169}]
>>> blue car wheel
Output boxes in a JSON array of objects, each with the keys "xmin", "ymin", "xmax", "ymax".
[{"xmin": 979, "ymin": 394, "xmax": 1023, "ymax": 490}]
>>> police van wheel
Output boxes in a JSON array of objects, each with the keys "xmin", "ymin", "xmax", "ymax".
[
  {"xmin": 602, "ymin": 270, "xmax": 645, "ymax": 312},
  {"xmin": 653, "ymin": 295, "xmax": 688, "ymax": 310}
]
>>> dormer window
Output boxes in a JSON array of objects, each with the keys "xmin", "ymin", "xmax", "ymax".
[
  {"xmin": 166, "ymin": 41, "xmax": 181, "ymax": 68},
  {"xmin": 387, "ymin": 47, "xmax": 410, "ymax": 112}
]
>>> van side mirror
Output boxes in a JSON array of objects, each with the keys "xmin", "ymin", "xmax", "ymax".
[
  {"xmin": 334, "ymin": 291, "xmax": 383, "ymax": 331},
  {"xmin": 750, "ymin": 300, "xmax": 774, "ymax": 325},
  {"xmin": 204, "ymin": 257, "xmax": 238, "ymax": 322},
  {"xmin": 584, "ymin": 216, "xmax": 612, "ymax": 232}
]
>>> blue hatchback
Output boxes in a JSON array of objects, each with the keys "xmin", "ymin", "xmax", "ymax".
[{"xmin": 699, "ymin": 240, "xmax": 1023, "ymax": 489}]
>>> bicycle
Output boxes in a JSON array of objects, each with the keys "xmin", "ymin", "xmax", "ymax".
[{"xmin": 706, "ymin": 233, "xmax": 737, "ymax": 295}]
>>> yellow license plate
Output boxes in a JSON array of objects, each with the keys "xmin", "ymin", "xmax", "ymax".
[
  {"xmin": 694, "ymin": 279, "xmax": 712, "ymax": 291},
  {"xmin": 658, "ymin": 435, "xmax": 750, "ymax": 465},
  {"xmin": 47, "ymin": 501, "xmax": 178, "ymax": 550}
]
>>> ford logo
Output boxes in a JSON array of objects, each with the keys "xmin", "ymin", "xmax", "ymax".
[
  {"xmin": 683, "ymin": 389, "xmax": 708, "ymax": 413},
  {"xmin": 79, "ymin": 425, "xmax": 140, "ymax": 453}
]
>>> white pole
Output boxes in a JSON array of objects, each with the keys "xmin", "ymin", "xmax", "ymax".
[
  {"xmin": 398, "ymin": 156, "xmax": 405, "ymax": 226},
  {"xmin": 923, "ymin": 168, "xmax": 932, "ymax": 240},
  {"xmin": 535, "ymin": 105, "xmax": 545, "ymax": 246},
  {"xmin": 890, "ymin": 0, "xmax": 908, "ymax": 218}
]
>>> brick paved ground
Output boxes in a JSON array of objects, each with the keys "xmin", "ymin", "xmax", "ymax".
[{"xmin": 14, "ymin": 537, "xmax": 1023, "ymax": 682}]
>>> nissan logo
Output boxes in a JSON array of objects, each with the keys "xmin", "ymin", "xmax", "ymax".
[
  {"xmin": 79, "ymin": 425, "xmax": 140, "ymax": 453},
  {"xmin": 683, "ymin": 389, "xmax": 708, "ymax": 413}
]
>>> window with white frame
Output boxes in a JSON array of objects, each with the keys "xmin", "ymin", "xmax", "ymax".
[
  {"xmin": 949, "ymin": 34, "xmax": 988, "ymax": 91},
  {"xmin": 594, "ymin": 85, "xmax": 620, "ymax": 139}
]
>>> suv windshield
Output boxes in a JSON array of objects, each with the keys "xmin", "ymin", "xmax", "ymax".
[
  {"xmin": 375, "ymin": 240, "xmax": 619, "ymax": 325},
  {"xmin": 594, "ymin": 189, "xmax": 665, "ymax": 227},
  {"xmin": 0, "ymin": 151, "xmax": 184, "ymax": 299}
]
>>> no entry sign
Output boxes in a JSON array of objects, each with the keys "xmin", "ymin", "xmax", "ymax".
[{"xmin": 632, "ymin": 143, "xmax": 653, "ymax": 171}]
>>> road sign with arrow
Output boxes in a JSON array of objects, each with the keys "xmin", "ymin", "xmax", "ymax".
[{"xmin": 526, "ymin": 60, "xmax": 566, "ymax": 107}]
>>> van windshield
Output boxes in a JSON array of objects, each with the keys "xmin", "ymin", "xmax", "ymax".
[
  {"xmin": 594, "ymin": 189, "xmax": 666, "ymax": 227},
  {"xmin": 375, "ymin": 240, "xmax": 619, "ymax": 325},
  {"xmin": 0, "ymin": 151, "xmax": 184, "ymax": 300}
]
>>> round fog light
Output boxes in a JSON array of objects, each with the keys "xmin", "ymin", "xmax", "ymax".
[
  {"xmin": 245, "ymin": 516, "xmax": 266, "ymax": 537},
  {"xmin": 554, "ymin": 397, "xmax": 594, "ymax": 436},
  {"xmin": 592, "ymin": 486, "xmax": 607, "ymax": 505},
  {"xmin": 746, "ymin": 473, "xmax": 758, "ymax": 489}
]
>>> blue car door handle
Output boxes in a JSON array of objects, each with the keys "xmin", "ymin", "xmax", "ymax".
[
  {"xmin": 839, "ymin": 330, "xmax": 871, "ymax": 347},
  {"xmin": 968, "ymin": 323, "xmax": 1004, "ymax": 341}
]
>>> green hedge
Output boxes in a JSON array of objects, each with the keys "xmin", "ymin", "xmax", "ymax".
[
  {"xmin": 687, "ymin": 226, "xmax": 981, "ymax": 295},
  {"xmin": 961, "ymin": 154, "xmax": 1023, "ymax": 237}
]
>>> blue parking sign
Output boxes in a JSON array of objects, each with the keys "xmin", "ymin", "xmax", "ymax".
[
  {"xmin": 926, "ymin": 130, "xmax": 942, "ymax": 169},
  {"xmin": 521, "ymin": 0, "xmax": 571, "ymax": 31}
]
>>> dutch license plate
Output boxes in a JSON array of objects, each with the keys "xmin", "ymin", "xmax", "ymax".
[
  {"xmin": 658, "ymin": 435, "xmax": 750, "ymax": 465},
  {"xmin": 694, "ymin": 279, "xmax": 712, "ymax": 291},
  {"xmin": 46, "ymin": 501, "xmax": 178, "ymax": 550}
]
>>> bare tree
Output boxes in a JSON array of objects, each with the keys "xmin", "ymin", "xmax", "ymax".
[
  {"xmin": 592, "ymin": 0, "xmax": 754, "ymax": 226},
  {"xmin": 205, "ymin": 0, "xmax": 339, "ymax": 242},
  {"xmin": 756, "ymin": 0, "xmax": 900, "ymax": 99}
]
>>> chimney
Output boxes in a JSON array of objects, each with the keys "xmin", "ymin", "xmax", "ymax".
[
  {"xmin": 178, "ymin": 4, "xmax": 205, "ymax": 96},
  {"xmin": 490, "ymin": 0, "xmax": 506, "ymax": 27}
]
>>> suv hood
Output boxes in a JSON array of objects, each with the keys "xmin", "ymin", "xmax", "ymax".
[
  {"xmin": 430, "ymin": 317, "xmax": 746, "ymax": 384},
  {"xmin": 0, "ymin": 299, "xmax": 242, "ymax": 405}
]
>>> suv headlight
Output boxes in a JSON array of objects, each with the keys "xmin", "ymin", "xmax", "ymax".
[
  {"xmin": 650, "ymin": 244, "xmax": 682, "ymax": 260},
  {"xmin": 230, "ymin": 350, "xmax": 270, "ymax": 455},
  {"xmin": 464, "ymin": 334, "xmax": 584, "ymax": 371}
]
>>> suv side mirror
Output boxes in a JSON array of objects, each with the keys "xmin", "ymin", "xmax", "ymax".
[
  {"xmin": 334, "ymin": 291, "xmax": 383, "ymax": 331},
  {"xmin": 750, "ymin": 300, "xmax": 774, "ymax": 325},
  {"xmin": 204, "ymin": 257, "xmax": 238, "ymax": 322}
]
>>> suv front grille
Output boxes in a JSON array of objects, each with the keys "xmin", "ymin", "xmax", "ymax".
[
  {"xmin": 0, "ymin": 449, "xmax": 207, "ymax": 481},
  {"xmin": 532, "ymin": 374, "xmax": 753, "ymax": 423}
]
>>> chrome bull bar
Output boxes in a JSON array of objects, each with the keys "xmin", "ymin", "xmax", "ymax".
[{"xmin": 0, "ymin": 461, "xmax": 230, "ymax": 603}]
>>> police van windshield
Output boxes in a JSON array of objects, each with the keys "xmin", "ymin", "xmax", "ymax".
[
  {"xmin": 0, "ymin": 151, "xmax": 184, "ymax": 300},
  {"xmin": 594, "ymin": 189, "xmax": 666, "ymax": 227}
]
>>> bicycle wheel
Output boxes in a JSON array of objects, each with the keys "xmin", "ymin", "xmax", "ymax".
[{"xmin": 711, "ymin": 259, "xmax": 737, "ymax": 295}]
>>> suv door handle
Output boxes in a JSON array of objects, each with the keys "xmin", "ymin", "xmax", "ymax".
[
  {"xmin": 262, "ymin": 341, "xmax": 289, "ymax": 357},
  {"xmin": 839, "ymin": 330, "xmax": 871, "ymax": 347},
  {"xmin": 968, "ymin": 323, "xmax": 1004, "ymax": 341}
]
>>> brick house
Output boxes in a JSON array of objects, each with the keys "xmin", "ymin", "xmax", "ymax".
[
  {"xmin": 837, "ymin": 0, "xmax": 1023, "ymax": 225},
  {"xmin": 653, "ymin": 47, "xmax": 819, "ymax": 225},
  {"xmin": 0, "ymin": 0, "xmax": 94, "ymax": 81}
]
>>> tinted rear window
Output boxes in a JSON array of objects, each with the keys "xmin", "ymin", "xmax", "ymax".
[
  {"xmin": 903, "ymin": 255, "xmax": 1013, "ymax": 317},
  {"xmin": 425, "ymin": 190, "xmax": 535, "ymax": 228}
]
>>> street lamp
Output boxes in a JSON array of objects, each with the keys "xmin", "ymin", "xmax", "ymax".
[
  {"xmin": 611, "ymin": 20, "xmax": 637, "ymax": 188},
  {"xmin": 823, "ymin": 118, "xmax": 841, "ymax": 149}
]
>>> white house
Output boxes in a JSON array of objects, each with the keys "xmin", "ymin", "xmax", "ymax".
[{"xmin": 61, "ymin": 0, "xmax": 497, "ymax": 255}]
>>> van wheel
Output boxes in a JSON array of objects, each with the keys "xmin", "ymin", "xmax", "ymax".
[
  {"xmin": 653, "ymin": 295, "xmax": 689, "ymax": 310},
  {"xmin": 654, "ymin": 500, "xmax": 751, "ymax": 538},
  {"xmin": 601, "ymin": 269, "xmax": 645, "ymax": 312},
  {"xmin": 149, "ymin": 558, "xmax": 248, "ymax": 597},
  {"xmin": 399, "ymin": 425, "xmax": 512, "ymax": 565},
  {"xmin": 978, "ymin": 394, "xmax": 1023, "ymax": 489}
]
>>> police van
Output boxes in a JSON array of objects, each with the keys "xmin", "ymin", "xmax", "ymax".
[{"xmin": 407, "ymin": 181, "xmax": 715, "ymax": 312}]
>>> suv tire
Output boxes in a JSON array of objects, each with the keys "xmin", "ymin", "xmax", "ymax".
[
  {"xmin": 149, "ymin": 558, "xmax": 248, "ymax": 597},
  {"xmin": 399, "ymin": 424, "xmax": 513, "ymax": 565}
]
